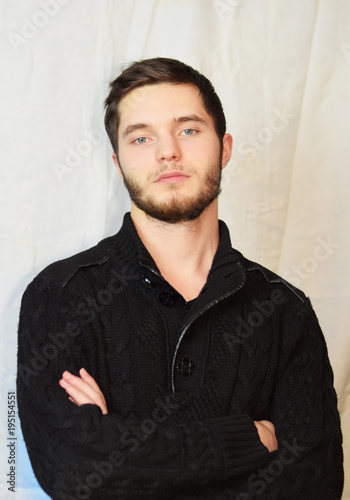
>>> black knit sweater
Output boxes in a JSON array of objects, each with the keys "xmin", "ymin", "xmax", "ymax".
[{"xmin": 17, "ymin": 214, "xmax": 343, "ymax": 499}]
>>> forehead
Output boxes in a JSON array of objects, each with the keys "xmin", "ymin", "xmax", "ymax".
[{"xmin": 118, "ymin": 83, "xmax": 210, "ymax": 128}]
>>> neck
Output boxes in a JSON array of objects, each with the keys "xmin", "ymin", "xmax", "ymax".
[{"xmin": 130, "ymin": 201, "xmax": 220, "ymax": 301}]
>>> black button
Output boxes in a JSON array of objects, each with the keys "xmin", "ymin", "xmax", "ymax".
[
  {"xmin": 176, "ymin": 357, "xmax": 195, "ymax": 376},
  {"xmin": 141, "ymin": 275, "xmax": 155, "ymax": 287},
  {"xmin": 158, "ymin": 290, "xmax": 177, "ymax": 307}
]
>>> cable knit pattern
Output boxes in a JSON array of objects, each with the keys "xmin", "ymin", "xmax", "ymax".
[{"xmin": 17, "ymin": 214, "xmax": 343, "ymax": 499}]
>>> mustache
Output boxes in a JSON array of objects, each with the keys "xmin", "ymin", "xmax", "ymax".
[{"xmin": 148, "ymin": 164, "xmax": 193, "ymax": 182}]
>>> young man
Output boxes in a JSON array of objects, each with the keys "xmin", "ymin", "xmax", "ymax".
[{"xmin": 17, "ymin": 58, "xmax": 343, "ymax": 499}]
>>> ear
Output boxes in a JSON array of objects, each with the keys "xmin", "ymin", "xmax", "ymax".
[
  {"xmin": 112, "ymin": 153, "xmax": 123, "ymax": 178},
  {"xmin": 221, "ymin": 133, "xmax": 233, "ymax": 169}
]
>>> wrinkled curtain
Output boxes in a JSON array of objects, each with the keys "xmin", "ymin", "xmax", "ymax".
[{"xmin": 0, "ymin": 1, "xmax": 349, "ymax": 498}]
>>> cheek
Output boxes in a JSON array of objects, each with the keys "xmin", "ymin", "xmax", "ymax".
[
  {"xmin": 118, "ymin": 151, "xmax": 155, "ymax": 183},
  {"xmin": 118, "ymin": 150, "xmax": 140, "ymax": 172},
  {"xmin": 186, "ymin": 138, "xmax": 220, "ymax": 163},
  {"xmin": 122, "ymin": 144, "xmax": 153, "ymax": 164}
]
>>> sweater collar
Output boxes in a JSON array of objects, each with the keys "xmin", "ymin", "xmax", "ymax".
[
  {"xmin": 194, "ymin": 220, "xmax": 246, "ymax": 308},
  {"xmin": 117, "ymin": 212, "xmax": 161, "ymax": 274},
  {"xmin": 115, "ymin": 212, "xmax": 246, "ymax": 303}
]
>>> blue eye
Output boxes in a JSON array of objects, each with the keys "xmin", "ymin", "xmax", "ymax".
[
  {"xmin": 183, "ymin": 129, "xmax": 194, "ymax": 135},
  {"xmin": 135, "ymin": 137, "xmax": 147, "ymax": 144}
]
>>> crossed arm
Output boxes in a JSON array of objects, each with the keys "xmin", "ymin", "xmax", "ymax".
[
  {"xmin": 18, "ymin": 277, "xmax": 343, "ymax": 499},
  {"xmin": 59, "ymin": 368, "xmax": 278, "ymax": 453}
]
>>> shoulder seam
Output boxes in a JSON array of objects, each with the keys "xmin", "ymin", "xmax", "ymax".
[
  {"xmin": 61, "ymin": 255, "xmax": 110, "ymax": 287},
  {"xmin": 35, "ymin": 246, "xmax": 110, "ymax": 289},
  {"xmin": 245, "ymin": 264, "xmax": 306, "ymax": 303}
]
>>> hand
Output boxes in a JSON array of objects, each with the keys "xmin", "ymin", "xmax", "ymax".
[
  {"xmin": 254, "ymin": 420, "xmax": 278, "ymax": 453},
  {"xmin": 59, "ymin": 368, "xmax": 108, "ymax": 415}
]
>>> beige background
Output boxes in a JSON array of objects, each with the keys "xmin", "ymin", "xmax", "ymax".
[{"xmin": 0, "ymin": 0, "xmax": 348, "ymax": 498}]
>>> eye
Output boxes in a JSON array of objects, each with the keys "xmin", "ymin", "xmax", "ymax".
[
  {"xmin": 181, "ymin": 129, "xmax": 195, "ymax": 136},
  {"xmin": 133, "ymin": 137, "xmax": 148, "ymax": 144}
]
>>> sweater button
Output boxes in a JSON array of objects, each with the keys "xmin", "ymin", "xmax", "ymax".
[
  {"xmin": 176, "ymin": 357, "xmax": 195, "ymax": 376},
  {"xmin": 141, "ymin": 275, "xmax": 155, "ymax": 287}
]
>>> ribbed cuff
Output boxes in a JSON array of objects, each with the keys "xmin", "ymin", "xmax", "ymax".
[{"xmin": 210, "ymin": 415, "xmax": 270, "ymax": 474}]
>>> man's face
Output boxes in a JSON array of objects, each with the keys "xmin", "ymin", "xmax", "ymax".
[{"xmin": 113, "ymin": 83, "xmax": 232, "ymax": 223}]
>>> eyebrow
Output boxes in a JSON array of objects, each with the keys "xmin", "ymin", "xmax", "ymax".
[
  {"xmin": 122, "ymin": 123, "xmax": 151, "ymax": 138},
  {"xmin": 173, "ymin": 114, "xmax": 207, "ymax": 125},
  {"xmin": 122, "ymin": 114, "xmax": 208, "ymax": 139}
]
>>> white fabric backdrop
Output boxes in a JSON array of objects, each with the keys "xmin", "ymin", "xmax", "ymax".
[{"xmin": 0, "ymin": 0, "xmax": 349, "ymax": 498}]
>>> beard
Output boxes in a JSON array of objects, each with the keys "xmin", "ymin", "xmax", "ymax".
[{"xmin": 119, "ymin": 157, "xmax": 222, "ymax": 224}]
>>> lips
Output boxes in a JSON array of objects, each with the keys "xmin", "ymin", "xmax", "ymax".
[{"xmin": 156, "ymin": 170, "xmax": 189, "ymax": 183}]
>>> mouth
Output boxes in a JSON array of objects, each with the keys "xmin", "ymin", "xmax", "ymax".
[{"xmin": 155, "ymin": 170, "xmax": 190, "ymax": 184}]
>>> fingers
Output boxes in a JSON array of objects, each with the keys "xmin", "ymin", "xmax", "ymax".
[
  {"xmin": 254, "ymin": 420, "xmax": 278, "ymax": 453},
  {"xmin": 79, "ymin": 367, "xmax": 102, "ymax": 392},
  {"xmin": 59, "ymin": 369, "xmax": 108, "ymax": 415},
  {"xmin": 259, "ymin": 420, "xmax": 276, "ymax": 434}
]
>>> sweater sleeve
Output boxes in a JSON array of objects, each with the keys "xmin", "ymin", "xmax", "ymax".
[
  {"xmin": 234, "ymin": 298, "xmax": 344, "ymax": 500},
  {"xmin": 17, "ymin": 274, "xmax": 270, "ymax": 500}
]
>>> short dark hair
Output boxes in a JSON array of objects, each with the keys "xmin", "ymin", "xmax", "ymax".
[{"xmin": 104, "ymin": 57, "xmax": 226, "ymax": 155}]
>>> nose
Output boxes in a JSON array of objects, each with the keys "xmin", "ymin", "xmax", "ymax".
[{"xmin": 156, "ymin": 134, "xmax": 181, "ymax": 163}]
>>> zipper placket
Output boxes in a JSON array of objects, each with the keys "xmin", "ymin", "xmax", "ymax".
[
  {"xmin": 142, "ymin": 262, "xmax": 246, "ymax": 393},
  {"xmin": 171, "ymin": 277, "xmax": 246, "ymax": 393}
]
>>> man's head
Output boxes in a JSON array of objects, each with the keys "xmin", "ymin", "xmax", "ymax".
[
  {"xmin": 104, "ymin": 58, "xmax": 232, "ymax": 224},
  {"xmin": 104, "ymin": 57, "xmax": 227, "ymax": 156}
]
